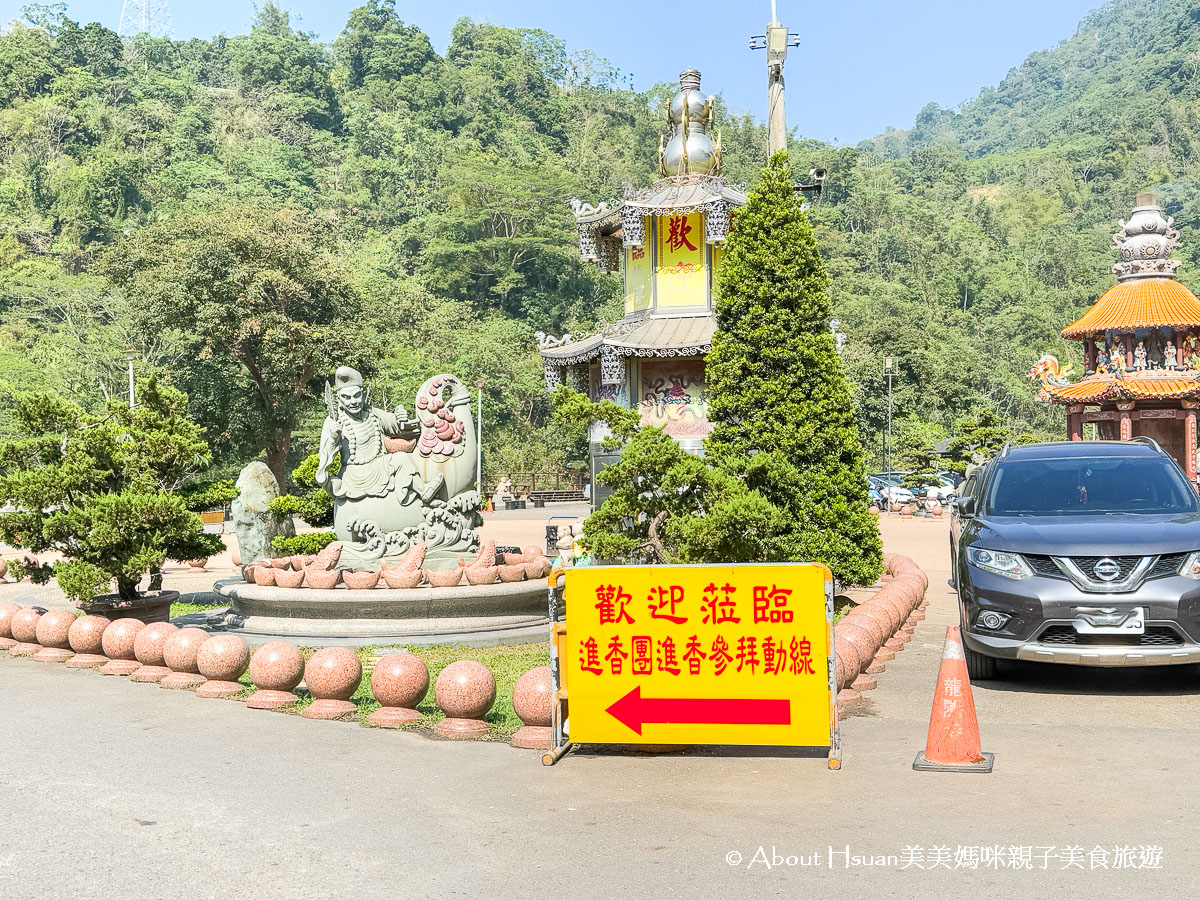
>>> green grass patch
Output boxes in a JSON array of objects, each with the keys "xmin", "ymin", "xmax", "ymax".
[{"xmin": 170, "ymin": 601, "xmax": 229, "ymax": 619}]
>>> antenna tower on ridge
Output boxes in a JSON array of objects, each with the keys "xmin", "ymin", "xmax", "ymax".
[{"xmin": 118, "ymin": 0, "xmax": 172, "ymax": 38}]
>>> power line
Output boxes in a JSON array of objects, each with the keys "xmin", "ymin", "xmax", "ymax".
[{"xmin": 118, "ymin": 0, "xmax": 172, "ymax": 39}]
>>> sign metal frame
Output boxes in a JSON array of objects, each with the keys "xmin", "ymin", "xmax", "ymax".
[{"xmin": 541, "ymin": 562, "xmax": 840, "ymax": 769}]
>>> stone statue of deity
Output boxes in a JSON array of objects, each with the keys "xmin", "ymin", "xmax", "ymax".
[
  {"xmin": 315, "ymin": 366, "xmax": 481, "ymax": 571},
  {"xmin": 1096, "ymin": 342, "xmax": 1109, "ymax": 373},
  {"xmin": 1134, "ymin": 342, "xmax": 1147, "ymax": 371}
]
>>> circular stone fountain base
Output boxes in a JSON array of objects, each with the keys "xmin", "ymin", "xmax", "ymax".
[{"xmin": 216, "ymin": 578, "xmax": 550, "ymax": 646}]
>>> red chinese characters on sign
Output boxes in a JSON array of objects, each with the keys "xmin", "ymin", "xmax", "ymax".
[
  {"xmin": 631, "ymin": 636, "xmax": 653, "ymax": 675},
  {"xmin": 683, "ymin": 635, "xmax": 707, "ymax": 674},
  {"xmin": 580, "ymin": 637, "xmax": 602, "ymax": 675},
  {"xmin": 790, "ymin": 637, "xmax": 816, "ymax": 675},
  {"xmin": 605, "ymin": 636, "xmax": 628, "ymax": 675},
  {"xmin": 701, "ymin": 583, "xmax": 741, "ymax": 625},
  {"xmin": 736, "ymin": 636, "xmax": 759, "ymax": 674},
  {"xmin": 648, "ymin": 585, "xmax": 688, "ymax": 624},
  {"xmin": 657, "ymin": 636, "xmax": 681, "ymax": 676},
  {"xmin": 753, "ymin": 585, "xmax": 794, "ymax": 624},
  {"xmin": 584, "ymin": 581, "xmax": 820, "ymax": 678},
  {"xmin": 596, "ymin": 584, "xmax": 635, "ymax": 625},
  {"xmin": 666, "ymin": 215, "xmax": 697, "ymax": 253}
]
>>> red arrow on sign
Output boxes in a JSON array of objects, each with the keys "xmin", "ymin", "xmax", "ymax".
[{"xmin": 605, "ymin": 686, "xmax": 792, "ymax": 736}]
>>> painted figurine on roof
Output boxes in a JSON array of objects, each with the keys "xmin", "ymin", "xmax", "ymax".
[{"xmin": 1033, "ymin": 192, "xmax": 1200, "ymax": 486}]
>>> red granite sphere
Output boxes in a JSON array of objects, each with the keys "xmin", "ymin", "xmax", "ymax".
[
  {"xmin": 512, "ymin": 666, "xmax": 552, "ymax": 728},
  {"xmin": 844, "ymin": 609, "xmax": 892, "ymax": 652},
  {"xmin": 434, "ymin": 660, "xmax": 496, "ymax": 720},
  {"xmin": 304, "ymin": 647, "xmax": 362, "ymax": 702},
  {"xmin": 34, "ymin": 609, "xmax": 76, "ymax": 649},
  {"xmin": 248, "ymin": 641, "xmax": 305, "ymax": 691},
  {"xmin": 163, "ymin": 627, "xmax": 209, "ymax": 673},
  {"xmin": 10, "ymin": 607, "xmax": 46, "ymax": 643},
  {"xmin": 370, "ymin": 652, "xmax": 429, "ymax": 709},
  {"xmin": 197, "ymin": 634, "xmax": 250, "ymax": 682},
  {"xmin": 101, "ymin": 618, "xmax": 145, "ymax": 660},
  {"xmin": 0, "ymin": 601, "xmax": 22, "ymax": 638},
  {"xmin": 68, "ymin": 615, "xmax": 110, "ymax": 654},
  {"xmin": 833, "ymin": 635, "xmax": 860, "ymax": 691},
  {"xmin": 133, "ymin": 622, "xmax": 178, "ymax": 666},
  {"xmin": 850, "ymin": 604, "xmax": 896, "ymax": 643}
]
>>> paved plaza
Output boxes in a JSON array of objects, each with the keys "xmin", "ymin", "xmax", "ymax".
[{"xmin": 1, "ymin": 514, "xmax": 1195, "ymax": 898}]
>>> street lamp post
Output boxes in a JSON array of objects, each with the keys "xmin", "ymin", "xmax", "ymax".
[
  {"xmin": 884, "ymin": 357, "xmax": 896, "ymax": 473},
  {"xmin": 124, "ymin": 348, "xmax": 138, "ymax": 409}
]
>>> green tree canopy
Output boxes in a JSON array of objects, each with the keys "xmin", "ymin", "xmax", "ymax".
[{"xmin": 95, "ymin": 206, "xmax": 371, "ymax": 487}]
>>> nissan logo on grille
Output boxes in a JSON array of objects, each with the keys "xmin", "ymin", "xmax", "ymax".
[{"xmin": 1092, "ymin": 558, "xmax": 1122, "ymax": 582}]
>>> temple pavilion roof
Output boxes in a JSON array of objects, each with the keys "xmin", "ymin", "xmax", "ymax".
[
  {"xmin": 1041, "ymin": 370, "xmax": 1200, "ymax": 404},
  {"xmin": 1061, "ymin": 278, "xmax": 1200, "ymax": 339},
  {"xmin": 539, "ymin": 313, "xmax": 715, "ymax": 365}
]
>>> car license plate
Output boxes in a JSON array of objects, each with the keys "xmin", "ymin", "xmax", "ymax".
[{"xmin": 1072, "ymin": 606, "xmax": 1146, "ymax": 635}]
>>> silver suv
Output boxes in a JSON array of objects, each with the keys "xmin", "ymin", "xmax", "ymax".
[{"xmin": 951, "ymin": 440, "xmax": 1200, "ymax": 679}]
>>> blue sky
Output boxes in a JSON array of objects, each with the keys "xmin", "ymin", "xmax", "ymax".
[{"xmin": 30, "ymin": 0, "xmax": 1100, "ymax": 144}]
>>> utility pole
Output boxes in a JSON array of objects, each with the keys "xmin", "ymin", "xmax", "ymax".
[
  {"xmin": 749, "ymin": 1, "xmax": 801, "ymax": 156},
  {"xmin": 884, "ymin": 357, "xmax": 896, "ymax": 474}
]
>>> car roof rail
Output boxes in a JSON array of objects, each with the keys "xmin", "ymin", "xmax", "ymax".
[
  {"xmin": 1128, "ymin": 435, "xmax": 1166, "ymax": 454},
  {"xmin": 998, "ymin": 442, "xmax": 1012, "ymax": 459}
]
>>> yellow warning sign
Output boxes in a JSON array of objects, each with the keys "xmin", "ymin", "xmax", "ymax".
[{"xmin": 565, "ymin": 563, "xmax": 836, "ymax": 748}]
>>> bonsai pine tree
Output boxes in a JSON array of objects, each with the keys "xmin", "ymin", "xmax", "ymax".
[
  {"xmin": 705, "ymin": 152, "xmax": 883, "ymax": 585},
  {"xmin": 552, "ymin": 388, "xmax": 789, "ymax": 565},
  {"xmin": 0, "ymin": 379, "xmax": 224, "ymax": 605}
]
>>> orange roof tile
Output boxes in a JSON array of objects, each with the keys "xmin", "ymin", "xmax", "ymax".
[
  {"xmin": 1062, "ymin": 278, "xmax": 1200, "ymax": 339},
  {"xmin": 1043, "ymin": 372, "xmax": 1200, "ymax": 404}
]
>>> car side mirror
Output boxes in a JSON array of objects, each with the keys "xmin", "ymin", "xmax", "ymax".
[{"xmin": 955, "ymin": 496, "xmax": 976, "ymax": 517}]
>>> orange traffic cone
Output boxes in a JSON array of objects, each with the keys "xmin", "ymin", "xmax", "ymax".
[{"xmin": 913, "ymin": 626, "xmax": 993, "ymax": 773}]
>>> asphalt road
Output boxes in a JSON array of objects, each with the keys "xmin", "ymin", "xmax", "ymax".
[{"xmin": 1, "ymin": 515, "xmax": 1195, "ymax": 898}]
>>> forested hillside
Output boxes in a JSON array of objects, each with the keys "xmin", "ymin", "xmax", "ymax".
[
  {"xmin": 805, "ymin": 0, "xmax": 1200, "ymax": 456},
  {"xmin": 1, "ymin": 0, "xmax": 1197, "ymax": 482}
]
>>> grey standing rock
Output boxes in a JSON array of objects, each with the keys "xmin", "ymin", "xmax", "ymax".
[{"xmin": 232, "ymin": 461, "xmax": 295, "ymax": 564}]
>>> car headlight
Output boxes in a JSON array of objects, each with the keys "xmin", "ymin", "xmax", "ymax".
[
  {"xmin": 977, "ymin": 610, "xmax": 1012, "ymax": 630},
  {"xmin": 967, "ymin": 547, "xmax": 1032, "ymax": 580},
  {"xmin": 1180, "ymin": 552, "xmax": 1200, "ymax": 580}
]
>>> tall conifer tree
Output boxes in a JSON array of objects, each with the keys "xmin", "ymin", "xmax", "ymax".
[{"xmin": 706, "ymin": 153, "xmax": 882, "ymax": 584}]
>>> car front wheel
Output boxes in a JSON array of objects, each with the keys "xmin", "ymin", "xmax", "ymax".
[{"xmin": 964, "ymin": 642, "xmax": 997, "ymax": 680}]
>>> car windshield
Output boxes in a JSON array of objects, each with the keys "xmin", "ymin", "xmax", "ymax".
[{"xmin": 984, "ymin": 456, "xmax": 1200, "ymax": 516}]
